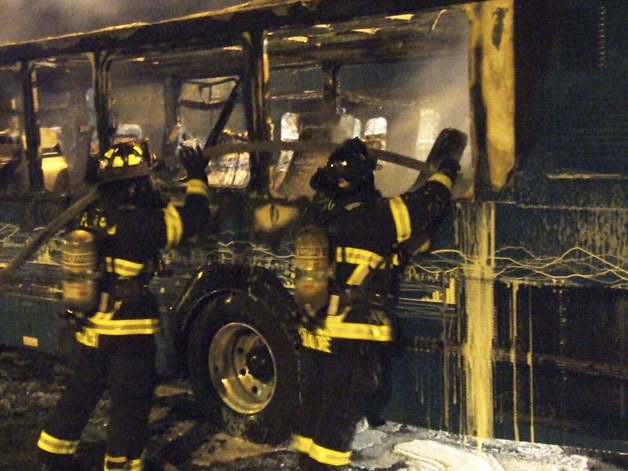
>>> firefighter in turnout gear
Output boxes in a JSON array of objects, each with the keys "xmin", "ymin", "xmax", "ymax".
[
  {"xmin": 292, "ymin": 135, "xmax": 462, "ymax": 471},
  {"xmin": 38, "ymin": 139, "xmax": 210, "ymax": 471}
]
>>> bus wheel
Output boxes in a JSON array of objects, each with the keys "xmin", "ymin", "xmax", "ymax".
[{"xmin": 187, "ymin": 294, "xmax": 299, "ymax": 444}]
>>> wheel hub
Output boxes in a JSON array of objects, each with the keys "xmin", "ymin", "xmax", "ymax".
[{"xmin": 208, "ymin": 322, "xmax": 277, "ymax": 414}]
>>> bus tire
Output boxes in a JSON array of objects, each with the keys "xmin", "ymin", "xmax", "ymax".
[{"xmin": 187, "ymin": 293, "xmax": 299, "ymax": 445}]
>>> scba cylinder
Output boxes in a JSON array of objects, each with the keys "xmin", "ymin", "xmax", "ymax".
[
  {"xmin": 294, "ymin": 225, "xmax": 331, "ymax": 315},
  {"xmin": 62, "ymin": 230, "xmax": 97, "ymax": 312}
]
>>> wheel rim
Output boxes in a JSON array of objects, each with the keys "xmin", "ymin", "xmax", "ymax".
[{"xmin": 208, "ymin": 322, "xmax": 277, "ymax": 414}]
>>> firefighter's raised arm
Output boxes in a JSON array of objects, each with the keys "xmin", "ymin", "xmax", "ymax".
[
  {"xmin": 157, "ymin": 144, "xmax": 211, "ymax": 247},
  {"xmin": 391, "ymin": 129, "xmax": 464, "ymax": 248}
]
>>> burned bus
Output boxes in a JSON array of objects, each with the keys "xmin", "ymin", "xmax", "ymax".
[{"xmin": 0, "ymin": 0, "xmax": 626, "ymax": 454}]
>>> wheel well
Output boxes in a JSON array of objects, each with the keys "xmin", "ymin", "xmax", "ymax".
[
  {"xmin": 174, "ymin": 264, "xmax": 302, "ymax": 378},
  {"xmin": 180, "ymin": 289, "xmax": 244, "ymax": 373}
]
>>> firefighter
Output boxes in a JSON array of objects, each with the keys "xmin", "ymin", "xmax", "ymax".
[
  {"xmin": 37, "ymin": 139, "xmax": 210, "ymax": 471},
  {"xmin": 292, "ymin": 136, "xmax": 461, "ymax": 470}
]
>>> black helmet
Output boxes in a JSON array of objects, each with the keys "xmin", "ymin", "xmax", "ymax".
[
  {"xmin": 97, "ymin": 139, "xmax": 155, "ymax": 183},
  {"xmin": 311, "ymin": 138, "xmax": 376, "ymax": 196}
]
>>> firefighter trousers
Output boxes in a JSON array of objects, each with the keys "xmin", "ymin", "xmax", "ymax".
[
  {"xmin": 38, "ymin": 334, "xmax": 156, "ymax": 470},
  {"xmin": 293, "ymin": 337, "xmax": 384, "ymax": 469}
]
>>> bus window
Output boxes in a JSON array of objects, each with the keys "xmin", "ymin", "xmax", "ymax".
[
  {"xmin": 265, "ymin": 8, "xmax": 472, "ymax": 198},
  {"xmin": 0, "ymin": 64, "xmax": 25, "ymax": 194},
  {"xmin": 108, "ymin": 47, "xmax": 246, "ymax": 186},
  {"xmin": 337, "ymin": 9, "xmax": 471, "ymax": 198},
  {"xmin": 34, "ymin": 54, "xmax": 92, "ymax": 192},
  {"xmin": 268, "ymin": 66, "xmax": 327, "ymax": 200}
]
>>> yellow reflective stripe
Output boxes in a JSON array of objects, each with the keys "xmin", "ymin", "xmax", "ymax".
[
  {"xmin": 291, "ymin": 434, "xmax": 313, "ymax": 453},
  {"xmin": 104, "ymin": 454, "xmax": 127, "ymax": 470},
  {"xmin": 428, "ymin": 172, "xmax": 453, "ymax": 191},
  {"xmin": 298, "ymin": 327, "xmax": 332, "ymax": 353},
  {"xmin": 76, "ymin": 327, "xmax": 99, "ymax": 347},
  {"xmin": 336, "ymin": 247, "xmax": 383, "ymax": 268},
  {"xmin": 308, "ymin": 441, "xmax": 351, "ymax": 466},
  {"xmin": 186, "ymin": 178, "xmax": 210, "ymax": 198},
  {"xmin": 88, "ymin": 317, "xmax": 160, "ymax": 335},
  {"xmin": 163, "ymin": 203, "xmax": 183, "ymax": 247},
  {"xmin": 127, "ymin": 153, "xmax": 142, "ymax": 166},
  {"xmin": 389, "ymin": 196, "xmax": 412, "ymax": 243},
  {"xmin": 128, "ymin": 457, "xmax": 143, "ymax": 471},
  {"xmin": 37, "ymin": 431, "xmax": 79, "ymax": 455},
  {"xmin": 316, "ymin": 313, "xmax": 393, "ymax": 342},
  {"xmin": 346, "ymin": 264, "xmax": 370, "ymax": 286},
  {"xmin": 105, "ymin": 257, "xmax": 144, "ymax": 276},
  {"xmin": 416, "ymin": 239, "xmax": 431, "ymax": 253},
  {"xmin": 391, "ymin": 252, "xmax": 400, "ymax": 266},
  {"xmin": 336, "ymin": 247, "xmax": 384, "ymax": 286}
]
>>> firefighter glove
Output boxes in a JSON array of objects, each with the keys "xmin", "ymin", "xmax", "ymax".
[
  {"xmin": 179, "ymin": 145, "xmax": 209, "ymax": 181},
  {"xmin": 436, "ymin": 158, "xmax": 461, "ymax": 183}
]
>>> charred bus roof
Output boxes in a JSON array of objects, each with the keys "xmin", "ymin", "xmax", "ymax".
[{"xmin": 0, "ymin": 0, "xmax": 468, "ymax": 67}]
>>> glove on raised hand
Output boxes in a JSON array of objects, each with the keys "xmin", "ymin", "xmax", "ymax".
[{"xmin": 178, "ymin": 145, "xmax": 209, "ymax": 181}]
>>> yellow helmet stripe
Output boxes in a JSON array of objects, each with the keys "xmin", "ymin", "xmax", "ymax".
[
  {"xmin": 389, "ymin": 196, "xmax": 412, "ymax": 243},
  {"xmin": 127, "ymin": 153, "xmax": 142, "ymax": 166}
]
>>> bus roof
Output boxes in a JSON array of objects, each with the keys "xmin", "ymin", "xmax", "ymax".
[{"xmin": 0, "ymin": 0, "xmax": 466, "ymax": 65}]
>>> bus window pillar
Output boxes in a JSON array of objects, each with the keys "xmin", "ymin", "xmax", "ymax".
[
  {"xmin": 241, "ymin": 30, "xmax": 271, "ymax": 194},
  {"xmin": 91, "ymin": 51, "xmax": 113, "ymax": 156},
  {"xmin": 322, "ymin": 60, "xmax": 342, "ymax": 128},
  {"xmin": 21, "ymin": 61, "xmax": 43, "ymax": 192}
]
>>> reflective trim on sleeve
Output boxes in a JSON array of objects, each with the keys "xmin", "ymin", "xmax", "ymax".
[
  {"xmin": 308, "ymin": 441, "xmax": 351, "ymax": 466},
  {"xmin": 88, "ymin": 317, "xmax": 160, "ymax": 335},
  {"xmin": 427, "ymin": 172, "xmax": 453, "ymax": 191},
  {"xmin": 105, "ymin": 257, "xmax": 144, "ymax": 276},
  {"xmin": 186, "ymin": 178, "xmax": 210, "ymax": 198},
  {"xmin": 104, "ymin": 454, "xmax": 127, "ymax": 470},
  {"xmin": 163, "ymin": 202, "xmax": 183, "ymax": 247},
  {"xmin": 389, "ymin": 196, "xmax": 412, "ymax": 243},
  {"xmin": 127, "ymin": 457, "xmax": 144, "ymax": 471},
  {"xmin": 291, "ymin": 434, "xmax": 313, "ymax": 453},
  {"xmin": 37, "ymin": 431, "xmax": 79, "ymax": 455}
]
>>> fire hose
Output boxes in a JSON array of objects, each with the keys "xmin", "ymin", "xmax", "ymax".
[{"xmin": 0, "ymin": 129, "xmax": 464, "ymax": 280}]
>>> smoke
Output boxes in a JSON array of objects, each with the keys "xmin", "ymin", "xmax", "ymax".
[{"xmin": 0, "ymin": 0, "xmax": 244, "ymax": 45}]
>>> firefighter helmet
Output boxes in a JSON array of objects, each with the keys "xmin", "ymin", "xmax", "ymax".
[
  {"xmin": 311, "ymin": 138, "xmax": 377, "ymax": 195},
  {"xmin": 97, "ymin": 139, "xmax": 155, "ymax": 182}
]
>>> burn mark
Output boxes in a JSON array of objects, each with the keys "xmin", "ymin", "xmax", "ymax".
[{"xmin": 492, "ymin": 7, "xmax": 508, "ymax": 49}]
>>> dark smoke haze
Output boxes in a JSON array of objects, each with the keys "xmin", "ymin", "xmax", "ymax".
[{"xmin": 0, "ymin": 0, "xmax": 244, "ymax": 45}]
